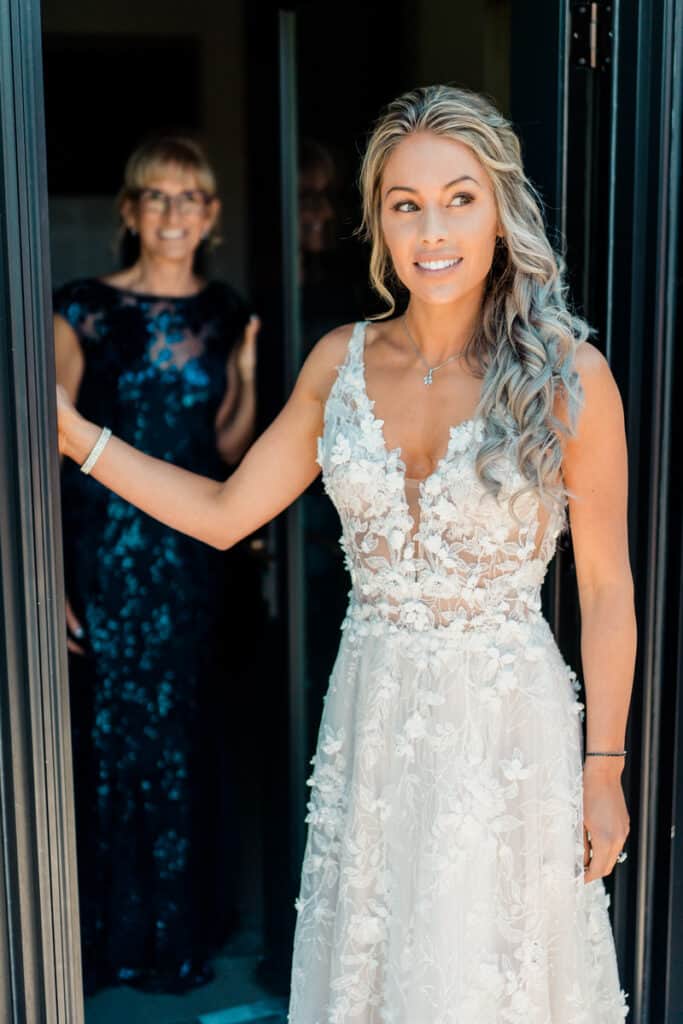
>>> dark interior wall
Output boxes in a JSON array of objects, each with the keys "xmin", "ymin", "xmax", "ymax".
[
  {"xmin": 410, "ymin": 0, "xmax": 510, "ymax": 111},
  {"xmin": 41, "ymin": 0, "xmax": 248, "ymax": 292},
  {"xmin": 41, "ymin": 0, "xmax": 511, "ymax": 295}
]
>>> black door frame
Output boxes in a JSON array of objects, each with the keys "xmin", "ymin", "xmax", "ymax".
[
  {"xmin": 595, "ymin": 1, "xmax": 682, "ymax": 1020},
  {"xmin": 514, "ymin": 3, "xmax": 683, "ymax": 1020},
  {"xmin": 0, "ymin": 0, "xmax": 84, "ymax": 1020}
]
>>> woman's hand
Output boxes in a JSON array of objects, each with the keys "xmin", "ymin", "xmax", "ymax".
[
  {"xmin": 214, "ymin": 316, "xmax": 260, "ymax": 464},
  {"xmin": 236, "ymin": 315, "xmax": 260, "ymax": 383},
  {"xmin": 65, "ymin": 598, "xmax": 86, "ymax": 655},
  {"xmin": 583, "ymin": 759, "xmax": 630, "ymax": 882}
]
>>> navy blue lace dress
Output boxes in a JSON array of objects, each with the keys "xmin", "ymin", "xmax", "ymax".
[{"xmin": 54, "ymin": 278, "xmax": 251, "ymax": 994}]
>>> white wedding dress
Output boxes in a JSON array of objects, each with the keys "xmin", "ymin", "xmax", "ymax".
[{"xmin": 288, "ymin": 321, "xmax": 628, "ymax": 1023}]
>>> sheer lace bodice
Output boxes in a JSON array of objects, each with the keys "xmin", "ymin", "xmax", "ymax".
[{"xmin": 317, "ymin": 321, "xmax": 566, "ymax": 633}]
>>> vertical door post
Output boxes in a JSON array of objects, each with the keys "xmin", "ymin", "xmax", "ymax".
[
  {"xmin": 0, "ymin": 0, "xmax": 84, "ymax": 1019},
  {"xmin": 279, "ymin": 8, "xmax": 308, "ymax": 875}
]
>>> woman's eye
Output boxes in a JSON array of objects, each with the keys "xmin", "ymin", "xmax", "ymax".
[
  {"xmin": 392, "ymin": 200, "xmax": 419, "ymax": 213},
  {"xmin": 449, "ymin": 193, "xmax": 474, "ymax": 207}
]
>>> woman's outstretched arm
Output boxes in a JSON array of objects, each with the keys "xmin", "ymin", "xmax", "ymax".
[{"xmin": 58, "ymin": 324, "xmax": 352, "ymax": 550}]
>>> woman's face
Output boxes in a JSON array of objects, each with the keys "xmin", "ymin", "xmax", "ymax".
[
  {"xmin": 123, "ymin": 165, "xmax": 219, "ymax": 265},
  {"xmin": 380, "ymin": 131, "xmax": 501, "ymax": 308},
  {"xmin": 299, "ymin": 163, "xmax": 335, "ymax": 254}
]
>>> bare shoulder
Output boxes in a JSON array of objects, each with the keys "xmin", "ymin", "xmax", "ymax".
[
  {"xmin": 53, "ymin": 309, "xmax": 79, "ymax": 341},
  {"xmin": 573, "ymin": 341, "xmax": 624, "ymax": 436},
  {"xmin": 53, "ymin": 310, "xmax": 82, "ymax": 361},
  {"xmin": 555, "ymin": 340, "xmax": 624, "ymax": 442},
  {"xmin": 297, "ymin": 321, "xmax": 359, "ymax": 404},
  {"xmin": 574, "ymin": 338, "xmax": 611, "ymax": 381}
]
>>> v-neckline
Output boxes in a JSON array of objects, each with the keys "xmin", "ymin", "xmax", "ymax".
[{"xmin": 356, "ymin": 320, "xmax": 482, "ymax": 491}]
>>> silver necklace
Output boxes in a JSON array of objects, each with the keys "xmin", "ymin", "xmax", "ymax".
[{"xmin": 402, "ymin": 316, "xmax": 466, "ymax": 385}]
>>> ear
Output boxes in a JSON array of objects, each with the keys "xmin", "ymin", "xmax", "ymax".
[
  {"xmin": 120, "ymin": 197, "xmax": 138, "ymax": 234},
  {"xmin": 205, "ymin": 196, "xmax": 221, "ymax": 233}
]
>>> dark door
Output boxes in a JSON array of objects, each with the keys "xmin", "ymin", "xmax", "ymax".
[
  {"xmin": 265, "ymin": 2, "xmax": 683, "ymax": 1018},
  {"xmin": 0, "ymin": 0, "xmax": 84, "ymax": 1020},
  {"xmin": 252, "ymin": 0, "xmax": 575, "ymax": 991}
]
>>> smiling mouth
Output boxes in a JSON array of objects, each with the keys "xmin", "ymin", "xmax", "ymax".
[
  {"xmin": 414, "ymin": 257, "xmax": 463, "ymax": 272},
  {"xmin": 158, "ymin": 230, "xmax": 187, "ymax": 240}
]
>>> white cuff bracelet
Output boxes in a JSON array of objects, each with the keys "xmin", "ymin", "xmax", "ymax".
[{"xmin": 80, "ymin": 426, "xmax": 112, "ymax": 475}]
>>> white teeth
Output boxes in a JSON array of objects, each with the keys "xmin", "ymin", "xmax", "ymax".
[
  {"xmin": 416, "ymin": 258, "xmax": 460, "ymax": 271},
  {"xmin": 159, "ymin": 230, "xmax": 185, "ymax": 239}
]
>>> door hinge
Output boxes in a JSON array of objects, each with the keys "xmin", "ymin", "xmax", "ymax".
[{"xmin": 570, "ymin": 2, "xmax": 613, "ymax": 71}]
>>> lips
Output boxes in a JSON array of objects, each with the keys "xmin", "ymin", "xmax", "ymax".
[
  {"xmin": 158, "ymin": 229, "xmax": 187, "ymax": 240},
  {"xmin": 414, "ymin": 257, "xmax": 463, "ymax": 272}
]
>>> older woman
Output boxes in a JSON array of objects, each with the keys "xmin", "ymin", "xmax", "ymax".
[{"xmin": 54, "ymin": 136, "xmax": 258, "ymax": 994}]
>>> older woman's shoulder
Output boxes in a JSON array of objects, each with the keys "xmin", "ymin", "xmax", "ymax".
[
  {"xmin": 53, "ymin": 277, "xmax": 113, "ymax": 331},
  {"xmin": 204, "ymin": 278, "xmax": 249, "ymax": 312},
  {"xmin": 53, "ymin": 276, "xmax": 102, "ymax": 303}
]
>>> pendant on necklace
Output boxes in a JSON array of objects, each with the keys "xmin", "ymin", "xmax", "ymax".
[{"xmin": 424, "ymin": 369, "xmax": 434, "ymax": 385}]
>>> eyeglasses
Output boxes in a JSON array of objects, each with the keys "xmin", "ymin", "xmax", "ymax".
[{"xmin": 133, "ymin": 188, "xmax": 212, "ymax": 217}]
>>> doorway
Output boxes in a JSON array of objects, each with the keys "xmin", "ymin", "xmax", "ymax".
[{"xmin": 5, "ymin": 1, "xmax": 583, "ymax": 1021}]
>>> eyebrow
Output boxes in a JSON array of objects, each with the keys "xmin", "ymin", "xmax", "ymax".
[{"xmin": 384, "ymin": 175, "xmax": 480, "ymax": 198}]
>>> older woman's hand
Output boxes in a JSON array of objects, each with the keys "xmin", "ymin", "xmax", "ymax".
[
  {"xmin": 236, "ymin": 315, "xmax": 260, "ymax": 383},
  {"xmin": 582, "ymin": 758, "xmax": 630, "ymax": 882}
]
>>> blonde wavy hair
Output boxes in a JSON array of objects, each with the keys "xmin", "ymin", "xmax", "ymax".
[{"xmin": 359, "ymin": 85, "xmax": 590, "ymax": 511}]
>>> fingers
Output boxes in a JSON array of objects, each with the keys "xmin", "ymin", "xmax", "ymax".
[
  {"xmin": 244, "ymin": 313, "xmax": 261, "ymax": 339},
  {"xmin": 241, "ymin": 316, "xmax": 260, "ymax": 351},
  {"xmin": 237, "ymin": 316, "xmax": 259, "ymax": 382},
  {"xmin": 65, "ymin": 598, "xmax": 86, "ymax": 656},
  {"xmin": 65, "ymin": 598, "xmax": 83, "ymax": 635},
  {"xmin": 583, "ymin": 826, "xmax": 591, "ymax": 871},
  {"xmin": 583, "ymin": 827, "xmax": 630, "ymax": 882}
]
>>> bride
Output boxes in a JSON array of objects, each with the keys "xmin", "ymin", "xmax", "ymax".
[{"xmin": 58, "ymin": 86, "xmax": 634, "ymax": 1021}]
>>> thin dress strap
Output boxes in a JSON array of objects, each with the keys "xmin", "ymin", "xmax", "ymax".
[
  {"xmin": 330, "ymin": 320, "xmax": 366, "ymax": 394},
  {"xmin": 346, "ymin": 320, "xmax": 367, "ymax": 368}
]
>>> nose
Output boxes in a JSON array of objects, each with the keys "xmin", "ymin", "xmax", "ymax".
[
  {"xmin": 162, "ymin": 200, "xmax": 182, "ymax": 226},
  {"xmin": 419, "ymin": 203, "xmax": 448, "ymax": 245}
]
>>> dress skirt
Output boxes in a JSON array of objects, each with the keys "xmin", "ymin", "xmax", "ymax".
[{"xmin": 287, "ymin": 612, "xmax": 628, "ymax": 1024}]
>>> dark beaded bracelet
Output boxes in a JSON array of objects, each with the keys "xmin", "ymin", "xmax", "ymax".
[{"xmin": 585, "ymin": 749, "xmax": 627, "ymax": 757}]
